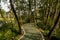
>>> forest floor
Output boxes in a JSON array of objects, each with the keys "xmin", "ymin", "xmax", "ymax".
[{"xmin": 20, "ymin": 23, "xmax": 44, "ymax": 40}]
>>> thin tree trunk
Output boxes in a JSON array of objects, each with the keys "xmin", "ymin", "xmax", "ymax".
[
  {"xmin": 28, "ymin": 0, "xmax": 31, "ymax": 23},
  {"xmin": 47, "ymin": 12, "xmax": 60, "ymax": 37},
  {"xmin": 46, "ymin": 5, "xmax": 50, "ymax": 25},
  {"xmin": 10, "ymin": 0, "xmax": 21, "ymax": 34},
  {"xmin": 50, "ymin": 0, "xmax": 59, "ymax": 27},
  {"xmin": 34, "ymin": 0, "xmax": 37, "ymax": 25},
  {"xmin": 44, "ymin": 3, "xmax": 50, "ymax": 25}
]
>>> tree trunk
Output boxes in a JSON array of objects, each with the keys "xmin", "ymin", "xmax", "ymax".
[
  {"xmin": 28, "ymin": 0, "xmax": 32, "ymax": 23},
  {"xmin": 10, "ymin": 0, "xmax": 21, "ymax": 34},
  {"xmin": 51, "ymin": 0, "xmax": 59, "ymax": 26},
  {"xmin": 47, "ymin": 12, "xmax": 60, "ymax": 37},
  {"xmin": 34, "ymin": 0, "xmax": 37, "ymax": 25},
  {"xmin": 46, "ymin": 5, "xmax": 50, "ymax": 25}
]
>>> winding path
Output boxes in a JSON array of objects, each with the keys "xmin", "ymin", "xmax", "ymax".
[{"xmin": 20, "ymin": 23, "xmax": 44, "ymax": 40}]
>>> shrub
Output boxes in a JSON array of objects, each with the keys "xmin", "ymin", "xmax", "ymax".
[{"xmin": 0, "ymin": 22, "xmax": 19, "ymax": 40}]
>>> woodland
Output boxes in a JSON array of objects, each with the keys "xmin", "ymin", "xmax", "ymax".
[{"xmin": 0, "ymin": 0, "xmax": 60, "ymax": 40}]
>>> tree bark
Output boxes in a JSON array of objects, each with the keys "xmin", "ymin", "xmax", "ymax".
[
  {"xmin": 47, "ymin": 12, "xmax": 60, "ymax": 37},
  {"xmin": 10, "ymin": 0, "xmax": 21, "ymax": 34}
]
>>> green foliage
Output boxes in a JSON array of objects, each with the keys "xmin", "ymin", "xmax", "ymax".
[
  {"xmin": 37, "ymin": 22, "xmax": 51, "ymax": 35},
  {"xmin": 37, "ymin": 22, "xmax": 51, "ymax": 30},
  {"xmin": 0, "ymin": 22, "xmax": 19, "ymax": 40},
  {"xmin": 1, "ymin": 0, "xmax": 60, "ymax": 40},
  {"xmin": 43, "ymin": 30, "xmax": 49, "ymax": 35},
  {"xmin": 46, "ymin": 23, "xmax": 52, "ymax": 30},
  {"xmin": 37, "ymin": 22, "xmax": 45, "ymax": 30},
  {"xmin": 55, "ymin": 28, "xmax": 60, "ymax": 39},
  {"xmin": 25, "ymin": 17, "xmax": 30, "ymax": 23}
]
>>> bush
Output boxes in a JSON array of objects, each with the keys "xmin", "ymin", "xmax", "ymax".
[
  {"xmin": 37, "ymin": 22, "xmax": 51, "ymax": 35},
  {"xmin": 0, "ymin": 22, "xmax": 19, "ymax": 40},
  {"xmin": 37, "ymin": 22, "xmax": 45, "ymax": 30},
  {"xmin": 55, "ymin": 28, "xmax": 60, "ymax": 39}
]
